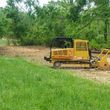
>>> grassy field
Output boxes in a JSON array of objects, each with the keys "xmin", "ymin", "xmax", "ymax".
[
  {"xmin": 0, "ymin": 57, "xmax": 110, "ymax": 110},
  {"xmin": 0, "ymin": 39, "xmax": 8, "ymax": 46}
]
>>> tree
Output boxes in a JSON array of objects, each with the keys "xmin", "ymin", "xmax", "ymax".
[
  {"xmin": 0, "ymin": 0, "xmax": 110, "ymax": 48},
  {"xmin": 0, "ymin": 8, "xmax": 12, "ymax": 38},
  {"xmin": 92, "ymin": 0, "xmax": 110, "ymax": 42}
]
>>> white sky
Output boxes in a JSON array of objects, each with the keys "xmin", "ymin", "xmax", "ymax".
[{"xmin": 0, "ymin": 0, "xmax": 49, "ymax": 7}]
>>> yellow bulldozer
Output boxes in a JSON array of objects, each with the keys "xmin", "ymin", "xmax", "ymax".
[{"xmin": 44, "ymin": 37, "xmax": 110, "ymax": 70}]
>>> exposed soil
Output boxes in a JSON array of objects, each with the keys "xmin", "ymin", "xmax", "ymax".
[
  {"xmin": 0, "ymin": 46, "xmax": 110, "ymax": 84},
  {"xmin": 71, "ymin": 69, "xmax": 110, "ymax": 84},
  {"xmin": 0, "ymin": 46, "xmax": 50, "ymax": 65}
]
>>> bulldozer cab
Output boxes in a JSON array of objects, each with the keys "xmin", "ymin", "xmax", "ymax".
[
  {"xmin": 51, "ymin": 37, "xmax": 73, "ymax": 49},
  {"xmin": 49, "ymin": 37, "xmax": 90, "ymax": 61},
  {"xmin": 74, "ymin": 39, "xmax": 90, "ymax": 60}
]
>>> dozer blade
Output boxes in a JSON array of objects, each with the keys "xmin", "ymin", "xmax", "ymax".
[{"xmin": 95, "ymin": 49, "xmax": 110, "ymax": 70}]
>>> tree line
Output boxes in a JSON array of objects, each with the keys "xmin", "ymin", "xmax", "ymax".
[{"xmin": 0, "ymin": 0, "xmax": 110, "ymax": 48}]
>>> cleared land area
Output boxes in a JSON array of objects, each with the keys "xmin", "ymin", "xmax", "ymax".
[{"xmin": 0, "ymin": 46, "xmax": 110, "ymax": 83}]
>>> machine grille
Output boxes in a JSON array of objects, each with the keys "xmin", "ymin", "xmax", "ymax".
[{"xmin": 53, "ymin": 50, "xmax": 67, "ymax": 56}]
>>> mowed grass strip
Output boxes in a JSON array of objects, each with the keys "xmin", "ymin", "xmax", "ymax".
[{"xmin": 0, "ymin": 57, "xmax": 110, "ymax": 110}]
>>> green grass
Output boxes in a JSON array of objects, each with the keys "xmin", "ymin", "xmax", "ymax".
[
  {"xmin": 0, "ymin": 57, "xmax": 110, "ymax": 110},
  {"xmin": 0, "ymin": 39, "xmax": 7, "ymax": 46}
]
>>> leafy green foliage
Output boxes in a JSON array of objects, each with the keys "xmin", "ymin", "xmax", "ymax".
[
  {"xmin": 0, "ymin": 8, "xmax": 13, "ymax": 38},
  {"xmin": 0, "ymin": 0, "xmax": 110, "ymax": 48}
]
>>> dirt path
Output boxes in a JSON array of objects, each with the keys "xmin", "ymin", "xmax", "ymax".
[
  {"xmin": 0, "ymin": 46, "xmax": 110, "ymax": 84},
  {"xmin": 70, "ymin": 69, "xmax": 110, "ymax": 84}
]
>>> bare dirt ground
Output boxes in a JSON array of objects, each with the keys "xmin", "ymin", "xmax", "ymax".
[
  {"xmin": 0, "ymin": 46, "xmax": 110, "ymax": 84},
  {"xmin": 0, "ymin": 46, "xmax": 49, "ymax": 64},
  {"xmin": 71, "ymin": 69, "xmax": 110, "ymax": 84}
]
